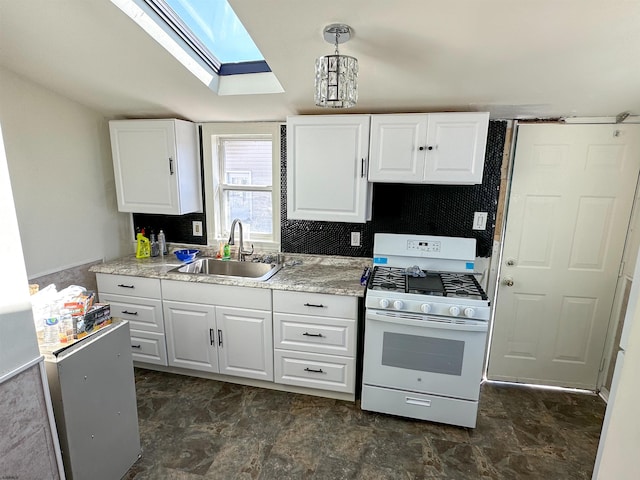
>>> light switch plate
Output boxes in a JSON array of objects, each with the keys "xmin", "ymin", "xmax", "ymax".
[
  {"xmin": 193, "ymin": 221, "xmax": 203, "ymax": 236},
  {"xmin": 473, "ymin": 212, "xmax": 488, "ymax": 230}
]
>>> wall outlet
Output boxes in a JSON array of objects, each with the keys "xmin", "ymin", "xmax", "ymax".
[
  {"xmin": 351, "ymin": 231, "xmax": 361, "ymax": 247},
  {"xmin": 192, "ymin": 221, "xmax": 203, "ymax": 236},
  {"xmin": 473, "ymin": 212, "xmax": 488, "ymax": 230}
]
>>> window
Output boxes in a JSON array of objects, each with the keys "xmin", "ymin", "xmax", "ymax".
[
  {"xmin": 201, "ymin": 123, "xmax": 281, "ymax": 248},
  {"xmin": 218, "ymin": 138, "xmax": 272, "ymax": 241}
]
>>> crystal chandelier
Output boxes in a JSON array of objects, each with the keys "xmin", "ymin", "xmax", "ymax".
[{"xmin": 314, "ymin": 24, "xmax": 358, "ymax": 108}]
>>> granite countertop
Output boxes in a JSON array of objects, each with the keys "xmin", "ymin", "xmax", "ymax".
[{"xmin": 89, "ymin": 253, "xmax": 370, "ymax": 297}]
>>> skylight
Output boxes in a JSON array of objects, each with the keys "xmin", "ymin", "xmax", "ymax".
[
  {"xmin": 110, "ymin": 0, "xmax": 282, "ymax": 94},
  {"xmin": 163, "ymin": 0, "xmax": 264, "ymax": 65},
  {"xmin": 145, "ymin": 0, "xmax": 269, "ymax": 75}
]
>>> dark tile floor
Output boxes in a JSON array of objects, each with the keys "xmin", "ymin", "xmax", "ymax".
[{"xmin": 123, "ymin": 368, "xmax": 606, "ymax": 480}]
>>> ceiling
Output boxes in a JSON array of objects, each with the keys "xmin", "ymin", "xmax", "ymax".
[{"xmin": 2, "ymin": 0, "xmax": 640, "ymax": 122}]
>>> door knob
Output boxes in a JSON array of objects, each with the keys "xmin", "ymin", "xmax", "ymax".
[
  {"xmin": 506, "ymin": 259, "xmax": 516, "ymax": 266},
  {"xmin": 503, "ymin": 277, "xmax": 514, "ymax": 287}
]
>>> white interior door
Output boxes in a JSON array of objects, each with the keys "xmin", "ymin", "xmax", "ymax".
[{"xmin": 488, "ymin": 123, "xmax": 640, "ymax": 389}]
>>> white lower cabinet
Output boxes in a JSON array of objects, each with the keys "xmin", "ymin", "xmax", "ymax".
[
  {"xmin": 96, "ymin": 274, "xmax": 168, "ymax": 366},
  {"xmin": 161, "ymin": 280, "xmax": 273, "ymax": 381},
  {"xmin": 273, "ymin": 290, "xmax": 358, "ymax": 394},
  {"xmin": 164, "ymin": 301, "xmax": 218, "ymax": 372}
]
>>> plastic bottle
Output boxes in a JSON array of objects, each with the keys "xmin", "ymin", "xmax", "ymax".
[
  {"xmin": 150, "ymin": 233, "xmax": 160, "ymax": 257},
  {"xmin": 158, "ymin": 230, "xmax": 167, "ymax": 255},
  {"xmin": 136, "ymin": 230, "xmax": 151, "ymax": 258},
  {"xmin": 223, "ymin": 242, "xmax": 231, "ymax": 260},
  {"xmin": 43, "ymin": 312, "xmax": 60, "ymax": 345}
]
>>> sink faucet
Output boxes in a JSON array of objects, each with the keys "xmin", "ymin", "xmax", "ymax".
[{"xmin": 228, "ymin": 218, "xmax": 254, "ymax": 261}]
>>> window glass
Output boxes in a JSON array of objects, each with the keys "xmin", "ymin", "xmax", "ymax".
[
  {"xmin": 218, "ymin": 138, "xmax": 273, "ymax": 241},
  {"xmin": 162, "ymin": 0, "xmax": 264, "ymax": 64}
]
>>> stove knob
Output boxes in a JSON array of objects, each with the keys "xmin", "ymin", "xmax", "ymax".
[
  {"xmin": 420, "ymin": 304, "xmax": 432, "ymax": 314},
  {"xmin": 393, "ymin": 300, "xmax": 404, "ymax": 310},
  {"xmin": 464, "ymin": 307, "xmax": 475, "ymax": 318},
  {"xmin": 449, "ymin": 306, "xmax": 460, "ymax": 316},
  {"xmin": 379, "ymin": 299, "xmax": 390, "ymax": 308}
]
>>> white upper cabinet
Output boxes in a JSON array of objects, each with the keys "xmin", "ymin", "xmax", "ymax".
[
  {"xmin": 109, "ymin": 119, "xmax": 202, "ymax": 214},
  {"xmin": 368, "ymin": 112, "xmax": 490, "ymax": 185},
  {"xmin": 286, "ymin": 115, "xmax": 372, "ymax": 223}
]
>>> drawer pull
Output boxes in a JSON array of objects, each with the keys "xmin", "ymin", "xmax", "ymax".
[
  {"xmin": 218, "ymin": 329, "xmax": 223, "ymax": 347},
  {"xmin": 131, "ymin": 344, "xmax": 142, "ymax": 349},
  {"xmin": 304, "ymin": 367, "xmax": 325, "ymax": 374},
  {"xmin": 405, "ymin": 397, "xmax": 431, "ymax": 407},
  {"xmin": 209, "ymin": 328, "xmax": 215, "ymax": 346},
  {"xmin": 117, "ymin": 284, "xmax": 135, "ymax": 289},
  {"xmin": 302, "ymin": 332, "xmax": 324, "ymax": 338},
  {"xmin": 121, "ymin": 310, "xmax": 138, "ymax": 316},
  {"xmin": 303, "ymin": 303, "xmax": 326, "ymax": 308}
]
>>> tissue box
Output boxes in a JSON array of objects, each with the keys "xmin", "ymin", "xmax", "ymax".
[{"xmin": 74, "ymin": 303, "xmax": 111, "ymax": 339}]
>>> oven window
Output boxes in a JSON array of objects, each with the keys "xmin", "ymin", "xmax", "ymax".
[{"xmin": 381, "ymin": 332, "xmax": 464, "ymax": 376}]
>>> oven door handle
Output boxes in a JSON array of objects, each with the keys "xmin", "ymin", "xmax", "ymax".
[{"xmin": 367, "ymin": 310, "xmax": 488, "ymax": 332}]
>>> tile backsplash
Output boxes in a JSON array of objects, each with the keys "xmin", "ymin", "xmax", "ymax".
[{"xmin": 133, "ymin": 120, "xmax": 507, "ymax": 258}]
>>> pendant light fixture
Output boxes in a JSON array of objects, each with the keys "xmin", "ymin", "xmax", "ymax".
[{"xmin": 315, "ymin": 23, "xmax": 358, "ymax": 108}]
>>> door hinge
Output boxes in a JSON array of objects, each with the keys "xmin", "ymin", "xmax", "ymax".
[
  {"xmin": 599, "ymin": 356, "xmax": 606, "ymax": 373},
  {"xmin": 618, "ymin": 261, "xmax": 625, "ymax": 277}
]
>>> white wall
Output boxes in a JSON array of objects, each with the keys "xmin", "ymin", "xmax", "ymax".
[
  {"xmin": 0, "ymin": 123, "xmax": 39, "ymax": 376},
  {"xmin": 593, "ymin": 295, "xmax": 640, "ymax": 479},
  {"xmin": 0, "ymin": 67, "xmax": 132, "ymax": 278}
]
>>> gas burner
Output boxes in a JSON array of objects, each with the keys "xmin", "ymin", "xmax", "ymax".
[
  {"xmin": 369, "ymin": 267, "xmax": 406, "ymax": 292},
  {"xmin": 440, "ymin": 273, "xmax": 487, "ymax": 300}
]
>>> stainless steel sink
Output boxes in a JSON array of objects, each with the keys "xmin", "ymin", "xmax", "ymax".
[{"xmin": 171, "ymin": 258, "xmax": 282, "ymax": 281}]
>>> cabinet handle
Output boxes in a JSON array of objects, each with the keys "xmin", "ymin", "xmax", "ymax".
[
  {"xmin": 419, "ymin": 146, "xmax": 425, "ymax": 151},
  {"xmin": 117, "ymin": 284, "xmax": 135, "ymax": 289},
  {"xmin": 361, "ymin": 158, "xmax": 365, "ymax": 178},
  {"xmin": 302, "ymin": 332, "xmax": 324, "ymax": 338},
  {"xmin": 218, "ymin": 329, "xmax": 223, "ymax": 347},
  {"xmin": 304, "ymin": 367, "xmax": 325, "ymax": 374},
  {"xmin": 169, "ymin": 157, "xmax": 174, "ymax": 175},
  {"xmin": 121, "ymin": 310, "xmax": 138, "ymax": 316},
  {"xmin": 303, "ymin": 303, "xmax": 326, "ymax": 308},
  {"xmin": 209, "ymin": 328, "xmax": 215, "ymax": 346},
  {"xmin": 131, "ymin": 344, "xmax": 142, "ymax": 349},
  {"xmin": 427, "ymin": 145, "xmax": 434, "ymax": 151}
]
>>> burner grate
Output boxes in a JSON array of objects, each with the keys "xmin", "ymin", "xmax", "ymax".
[
  {"xmin": 440, "ymin": 273, "xmax": 488, "ymax": 300},
  {"xmin": 369, "ymin": 267, "xmax": 406, "ymax": 292}
]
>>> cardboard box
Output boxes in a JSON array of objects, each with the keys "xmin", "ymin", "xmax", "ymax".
[{"xmin": 74, "ymin": 303, "xmax": 111, "ymax": 339}]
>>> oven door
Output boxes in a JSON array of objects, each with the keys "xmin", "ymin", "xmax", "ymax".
[{"xmin": 363, "ymin": 309, "xmax": 488, "ymax": 400}]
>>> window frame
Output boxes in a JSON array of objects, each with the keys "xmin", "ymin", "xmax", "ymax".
[{"xmin": 201, "ymin": 122, "xmax": 281, "ymax": 250}]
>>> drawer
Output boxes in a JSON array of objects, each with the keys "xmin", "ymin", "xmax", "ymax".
[
  {"xmin": 161, "ymin": 280, "xmax": 271, "ymax": 310},
  {"xmin": 129, "ymin": 330, "xmax": 168, "ymax": 366},
  {"xmin": 274, "ymin": 349, "xmax": 355, "ymax": 394},
  {"xmin": 273, "ymin": 290, "xmax": 357, "ymax": 319},
  {"xmin": 361, "ymin": 384, "xmax": 478, "ymax": 428},
  {"xmin": 100, "ymin": 293, "xmax": 164, "ymax": 333},
  {"xmin": 274, "ymin": 313, "xmax": 355, "ymax": 356},
  {"xmin": 96, "ymin": 273, "xmax": 161, "ymax": 298}
]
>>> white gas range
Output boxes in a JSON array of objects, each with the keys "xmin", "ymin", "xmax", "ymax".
[{"xmin": 361, "ymin": 233, "xmax": 490, "ymax": 428}]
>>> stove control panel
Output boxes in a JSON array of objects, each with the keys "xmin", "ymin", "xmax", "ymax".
[{"xmin": 407, "ymin": 240, "xmax": 441, "ymax": 253}]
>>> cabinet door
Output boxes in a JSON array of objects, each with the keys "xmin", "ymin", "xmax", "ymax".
[
  {"xmin": 109, "ymin": 119, "xmax": 201, "ymax": 214},
  {"xmin": 216, "ymin": 306, "xmax": 273, "ymax": 381},
  {"xmin": 369, "ymin": 114, "xmax": 428, "ymax": 183},
  {"xmin": 163, "ymin": 301, "xmax": 218, "ymax": 372},
  {"xmin": 424, "ymin": 112, "xmax": 489, "ymax": 184},
  {"xmin": 286, "ymin": 115, "xmax": 371, "ymax": 223}
]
